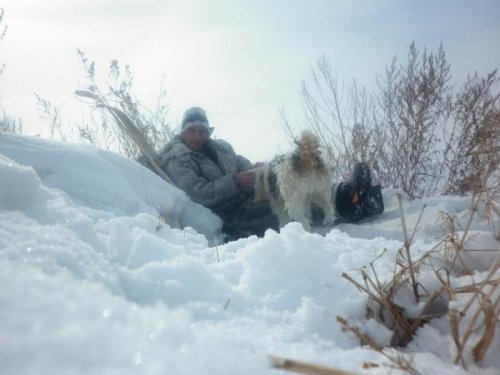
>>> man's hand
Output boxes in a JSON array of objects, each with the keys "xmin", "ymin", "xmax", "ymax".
[{"xmin": 234, "ymin": 170, "xmax": 256, "ymax": 188}]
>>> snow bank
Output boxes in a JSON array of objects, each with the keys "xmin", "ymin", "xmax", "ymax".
[
  {"xmin": 0, "ymin": 133, "xmax": 498, "ymax": 375},
  {"xmin": 0, "ymin": 133, "xmax": 222, "ymax": 239}
]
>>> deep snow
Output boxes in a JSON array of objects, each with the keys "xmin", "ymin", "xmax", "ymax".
[{"xmin": 0, "ymin": 132, "xmax": 498, "ymax": 375}]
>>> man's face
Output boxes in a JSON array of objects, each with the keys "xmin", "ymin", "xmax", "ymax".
[{"xmin": 182, "ymin": 125, "xmax": 209, "ymax": 152}]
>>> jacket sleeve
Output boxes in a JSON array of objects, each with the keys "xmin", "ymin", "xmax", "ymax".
[
  {"xmin": 236, "ymin": 154, "xmax": 254, "ymax": 171},
  {"xmin": 216, "ymin": 140, "xmax": 254, "ymax": 171},
  {"xmin": 164, "ymin": 155, "xmax": 242, "ymax": 207}
]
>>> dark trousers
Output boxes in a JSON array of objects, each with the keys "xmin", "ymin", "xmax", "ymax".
[{"xmin": 214, "ymin": 196, "xmax": 280, "ymax": 241}]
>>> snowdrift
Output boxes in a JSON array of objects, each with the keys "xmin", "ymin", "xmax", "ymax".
[{"xmin": 0, "ymin": 133, "xmax": 498, "ymax": 375}]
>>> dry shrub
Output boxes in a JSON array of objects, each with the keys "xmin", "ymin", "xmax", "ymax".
[
  {"xmin": 272, "ymin": 191, "xmax": 498, "ymax": 373},
  {"xmin": 73, "ymin": 50, "xmax": 175, "ymax": 158},
  {"xmin": 336, "ymin": 317, "xmax": 421, "ymax": 375},
  {"xmin": 283, "ymin": 42, "xmax": 499, "ymax": 199},
  {"xmin": 0, "ymin": 7, "xmax": 6, "ymax": 75},
  {"xmin": 33, "ymin": 50, "xmax": 175, "ymax": 160},
  {"xmin": 34, "ymin": 94, "xmax": 66, "ymax": 141},
  {"xmin": 338, "ymin": 190, "xmax": 499, "ymax": 373},
  {"xmin": 0, "ymin": 109, "xmax": 23, "ymax": 134},
  {"xmin": 443, "ymin": 71, "xmax": 500, "ymax": 196},
  {"xmin": 0, "ymin": 8, "xmax": 23, "ymax": 134},
  {"xmin": 379, "ymin": 43, "xmax": 452, "ymax": 198},
  {"xmin": 438, "ymin": 260, "xmax": 499, "ymax": 369},
  {"xmin": 437, "ymin": 189, "xmax": 500, "ymax": 369},
  {"xmin": 341, "ymin": 195, "xmax": 445, "ymax": 348}
]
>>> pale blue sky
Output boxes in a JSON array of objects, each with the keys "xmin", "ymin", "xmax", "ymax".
[{"xmin": 1, "ymin": 0, "xmax": 499, "ymax": 161}]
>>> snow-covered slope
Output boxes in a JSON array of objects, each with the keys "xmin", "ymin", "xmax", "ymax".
[{"xmin": 0, "ymin": 133, "xmax": 498, "ymax": 375}]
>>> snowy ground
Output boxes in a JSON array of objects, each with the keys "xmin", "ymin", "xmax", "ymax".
[{"xmin": 0, "ymin": 133, "xmax": 499, "ymax": 375}]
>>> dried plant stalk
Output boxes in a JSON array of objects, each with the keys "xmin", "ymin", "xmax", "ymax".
[
  {"xmin": 472, "ymin": 299, "xmax": 496, "ymax": 362},
  {"xmin": 397, "ymin": 193, "xmax": 420, "ymax": 303},
  {"xmin": 444, "ymin": 255, "xmax": 500, "ymax": 367},
  {"xmin": 336, "ymin": 317, "xmax": 422, "ymax": 375},
  {"xmin": 269, "ymin": 355, "xmax": 359, "ymax": 375}
]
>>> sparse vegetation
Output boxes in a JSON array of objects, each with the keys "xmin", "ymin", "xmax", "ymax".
[
  {"xmin": 0, "ymin": 8, "xmax": 23, "ymax": 134},
  {"xmin": 73, "ymin": 50, "xmax": 174, "ymax": 158},
  {"xmin": 0, "ymin": 109, "xmax": 23, "ymax": 134},
  {"xmin": 30, "ymin": 49, "xmax": 175, "ymax": 159},
  {"xmin": 281, "ymin": 53, "xmax": 499, "ymax": 373},
  {"xmin": 73, "ymin": 49, "xmax": 175, "ymax": 158},
  {"xmin": 283, "ymin": 42, "xmax": 500, "ymax": 199},
  {"xmin": 0, "ymin": 8, "xmax": 6, "ymax": 76},
  {"xmin": 336, "ymin": 188, "xmax": 499, "ymax": 373}
]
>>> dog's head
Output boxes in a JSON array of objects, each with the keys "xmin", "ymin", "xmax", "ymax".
[{"xmin": 291, "ymin": 130, "xmax": 328, "ymax": 175}]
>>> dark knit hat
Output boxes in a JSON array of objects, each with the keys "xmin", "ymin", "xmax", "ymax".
[{"xmin": 181, "ymin": 106, "xmax": 213, "ymax": 135}]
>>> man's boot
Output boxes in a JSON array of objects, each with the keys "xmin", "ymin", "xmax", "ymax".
[{"xmin": 335, "ymin": 162, "xmax": 384, "ymax": 222}]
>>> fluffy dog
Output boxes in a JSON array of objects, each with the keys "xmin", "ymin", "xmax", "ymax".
[{"xmin": 254, "ymin": 130, "xmax": 335, "ymax": 230}]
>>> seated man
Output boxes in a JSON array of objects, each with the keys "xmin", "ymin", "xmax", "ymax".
[
  {"xmin": 155, "ymin": 106, "xmax": 279, "ymax": 241},
  {"xmin": 145, "ymin": 106, "xmax": 383, "ymax": 240}
]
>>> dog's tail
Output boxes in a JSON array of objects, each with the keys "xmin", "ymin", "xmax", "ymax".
[{"xmin": 291, "ymin": 130, "xmax": 326, "ymax": 174}]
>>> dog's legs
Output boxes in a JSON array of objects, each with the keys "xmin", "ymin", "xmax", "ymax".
[
  {"xmin": 316, "ymin": 194, "xmax": 335, "ymax": 226},
  {"xmin": 270, "ymin": 198, "xmax": 291, "ymax": 228},
  {"xmin": 286, "ymin": 198, "xmax": 313, "ymax": 231}
]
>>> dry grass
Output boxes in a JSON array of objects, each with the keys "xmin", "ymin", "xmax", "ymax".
[
  {"xmin": 340, "ymin": 194, "xmax": 444, "ymax": 348},
  {"xmin": 272, "ymin": 187, "xmax": 499, "ymax": 374},
  {"xmin": 440, "ymin": 256, "xmax": 499, "ymax": 369},
  {"xmin": 336, "ymin": 317, "xmax": 421, "ymax": 375},
  {"xmin": 283, "ymin": 44, "xmax": 499, "ymax": 199},
  {"xmin": 269, "ymin": 355, "xmax": 360, "ymax": 375},
  {"xmin": 336, "ymin": 189, "xmax": 500, "ymax": 373}
]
